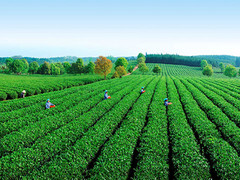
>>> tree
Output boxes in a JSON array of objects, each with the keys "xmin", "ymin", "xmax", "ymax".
[
  {"xmin": 76, "ymin": 58, "xmax": 84, "ymax": 72},
  {"xmin": 6, "ymin": 58, "xmax": 14, "ymax": 72},
  {"xmin": 94, "ymin": 56, "xmax": 112, "ymax": 80},
  {"xmin": 55, "ymin": 62, "xmax": 65, "ymax": 74},
  {"xmin": 70, "ymin": 63, "xmax": 78, "ymax": 74},
  {"xmin": 12, "ymin": 59, "xmax": 25, "ymax": 74},
  {"xmin": 239, "ymin": 69, "xmax": 240, "ymax": 76},
  {"xmin": 51, "ymin": 63, "xmax": 56, "ymax": 75},
  {"xmin": 128, "ymin": 66, "xmax": 134, "ymax": 73},
  {"xmin": 224, "ymin": 65, "xmax": 237, "ymax": 77},
  {"xmin": 29, "ymin": 61, "xmax": 39, "ymax": 74},
  {"xmin": 202, "ymin": 65, "xmax": 213, "ymax": 77},
  {"xmin": 38, "ymin": 61, "xmax": 51, "ymax": 75},
  {"xmin": 137, "ymin": 53, "xmax": 146, "ymax": 64},
  {"xmin": 86, "ymin": 61, "xmax": 95, "ymax": 74},
  {"xmin": 111, "ymin": 71, "xmax": 119, "ymax": 79},
  {"xmin": 21, "ymin": 59, "xmax": 29, "ymax": 73},
  {"xmin": 139, "ymin": 63, "xmax": 149, "ymax": 75},
  {"xmin": 201, "ymin": 60, "xmax": 208, "ymax": 69},
  {"xmin": 115, "ymin": 66, "xmax": 127, "ymax": 78},
  {"xmin": 115, "ymin": 57, "xmax": 128, "ymax": 69},
  {"xmin": 137, "ymin": 57, "xmax": 145, "ymax": 64},
  {"xmin": 76, "ymin": 58, "xmax": 84, "ymax": 66},
  {"xmin": 152, "ymin": 64, "xmax": 161, "ymax": 75},
  {"xmin": 54, "ymin": 66, "xmax": 61, "ymax": 75},
  {"xmin": 71, "ymin": 58, "xmax": 84, "ymax": 74},
  {"xmin": 63, "ymin": 62, "xmax": 71, "ymax": 73},
  {"xmin": 219, "ymin": 62, "xmax": 225, "ymax": 73},
  {"xmin": 137, "ymin": 53, "xmax": 145, "ymax": 60}
]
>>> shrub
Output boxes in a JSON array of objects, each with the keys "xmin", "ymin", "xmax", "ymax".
[
  {"xmin": 8, "ymin": 91, "xmax": 18, "ymax": 99},
  {"xmin": 40, "ymin": 87, "xmax": 49, "ymax": 93},
  {"xmin": 35, "ymin": 88, "xmax": 41, "ymax": 95},
  {"xmin": 58, "ymin": 85, "xmax": 63, "ymax": 90},
  {"xmin": 78, "ymin": 81, "xmax": 84, "ymax": 85},
  {"xmin": 53, "ymin": 86, "xmax": 60, "ymax": 91},
  {"xmin": 0, "ymin": 92, "xmax": 7, "ymax": 100},
  {"xmin": 26, "ymin": 88, "xmax": 36, "ymax": 96},
  {"xmin": 67, "ymin": 83, "xmax": 73, "ymax": 88},
  {"xmin": 48, "ymin": 86, "xmax": 54, "ymax": 92},
  {"xmin": 60, "ymin": 83, "xmax": 67, "ymax": 89},
  {"xmin": 16, "ymin": 90, "xmax": 22, "ymax": 97},
  {"xmin": 40, "ymin": 86, "xmax": 52, "ymax": 93}
]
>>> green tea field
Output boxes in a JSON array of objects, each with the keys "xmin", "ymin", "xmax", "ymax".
[
  {"xmin": 0, "ymin": 74, "xmax": 103, "ymax": 100},
  {"xmin": 0, "ymin": 64, "xmax": 240, "ymax": 179}
]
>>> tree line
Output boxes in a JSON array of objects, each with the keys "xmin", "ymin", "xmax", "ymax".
[
  {"xmin": 146, "ymin": 54, "xmax": 218, "ymax": 67},
  {"xmin": 1, "ymin": 58, "xmax": 96, "ymax": 75},
  {"xmin": 0, "ymin": 56, "xmax": 138, "ymax": 79},
  {"xmin": 0, "ymin": 56, "xmax": 137, "ymax": 66}
]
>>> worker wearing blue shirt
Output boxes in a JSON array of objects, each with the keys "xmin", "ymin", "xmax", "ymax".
[
  {"xmin": 46, "ymin": 99, "xmax": 55, "ymax": 109},
  {"xmin": 164, "ymin": 98, "xmax": 172, "ymax": 106},
  {"xmin": 141, "ymin": 87, "xmax": 145, "ymax": 94},
  {"xmin": 104, "ymin": 90, "xmax": 111, "ymax": 100}
]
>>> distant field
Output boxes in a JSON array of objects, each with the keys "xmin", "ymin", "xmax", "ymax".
[
  {"xmin": 133, "ymin": 63, "xmax": 240, "ymax": 78},
  {"xmin": 0, "ymin": 74, "xmax": 103, "ymax": 100}
]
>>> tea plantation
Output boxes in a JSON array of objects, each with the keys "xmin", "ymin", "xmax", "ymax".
[
  {"xmin": 0, "ymin": 74, "xmax": 103, "ymax": 100},
  {"xmin": 0, "ymin": 64, "xmax": 240, "ymax": 179}
]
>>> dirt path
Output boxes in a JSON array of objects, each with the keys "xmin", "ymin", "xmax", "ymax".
[{"xmin": 123, "ymin": 65, "xmax": 138, "ymax": 76}]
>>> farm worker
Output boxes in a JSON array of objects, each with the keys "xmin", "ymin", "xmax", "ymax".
[
  {"xmin": 104, "ymin": 90, "xmax": 111, "ymax": 100},
  {"xmin": 46, "ymin": 99, "xmax": 55, "ymax": 109},
  {"xmin": 164, "ymin": 98, "xmax": 172, "ymax": 106},
  {"xmin": 21, "ymin": 90, "xmax": 26, "ymax": 98},
  {"xmin": 141, "ymin": 87, "xmax": 145, "ymax": 94}
]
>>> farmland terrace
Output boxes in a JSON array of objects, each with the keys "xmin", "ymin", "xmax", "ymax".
[{"xmin": 0, "ymin": 64, "xmax": 240, "ymax": 179}]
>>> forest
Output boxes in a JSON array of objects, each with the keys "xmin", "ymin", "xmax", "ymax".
[
  {"xmin": 146, "ymin": 54, "xmax": 240, "ymax": 67},
  {"xmin": 146, "ymin": 54, "xmax": 219, "ymax": 67}
]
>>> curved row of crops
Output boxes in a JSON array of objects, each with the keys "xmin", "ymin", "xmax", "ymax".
[
  {"xmin": 1, "ymin": 72, "xmax": 240, "ymax": 179},
  {"xmin": 132, "ymin": 63, "xmax": 202, "ymax": 76},
  {"xmin": 0, "ymin": 74, "xmax": 103, "ymax": 100},
  {"xmin": 133, "ymin": 63, "xmax": 240, "ymax": 79}
]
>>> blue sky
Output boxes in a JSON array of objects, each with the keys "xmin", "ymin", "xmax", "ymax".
[{"xmin": 0, "ymin": 0, "xmax": 239, "ymax": 57}]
